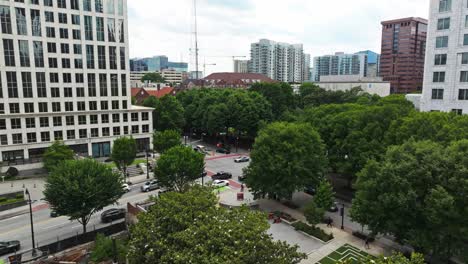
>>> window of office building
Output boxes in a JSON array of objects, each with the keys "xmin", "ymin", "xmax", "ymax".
[
  {"xmin": 91, "ymin": 128, "xmax": 99, "ymax": 138},
  {"xmin": 12, "ymin": 134, "xmax": 22, "ymax": 144},
  {"xmin": 433, "ymin": 71, "xmax": 446, "ymax": 82},
  {"xmin": 459, "ymin": 89, "xmax": 468, "ymax": 100},
  {"xmin": 67, "ymin": 130, "xmax": 75, "ymax": 140},
  {"xmin": 120, "ymin": 47, "xmax": 126, "ymax": 70},
  {"xmin": 439, "ymin": 0, "xmax": 451, "ymax": 12},
  {"xmin": 101, "ymin": 114, "xmax": 109, "ymax": 124},
  {"xmin": 0, "ymin": 135, "xmax": 7, "ymax": 145},
  {"xmin": 58, "ymin": 13, "xmax": 67, "ymax": 24},
  {"xmin": 77, "ymin": 87, "xmax": 85, "ymax": 97},
  {"xmin": 57, "ymin": 0, "xmax": 66, "ymax": 8},
  {"xmin": 464, "ymin": 34, "xmax": 468, "ymax": 46},
  {"xmin": 109, "ymin": 46, "xmax": 117, "ymax": 69},
  {"xmin": 45, "ymin": 11, "xmax": 54, "ymax": 22},
  {"xmin": 79, "ymin": 129, "xmax": 87, "ymax": 139},
  {"xmin": 65, "ymin": 102, "xmax": 73, "ymax": 111},
  {"xmin": 30, "ymin": 9, "xmax": 41, "ymax": 36},
  {"xmin": 106, "ymin": 0, "xmax": 114, "ymax": 14},
  {"xmin": 0, "ymin": 5, "xmax": 12, "ymax": 34},
  {"xmin": 111, "ymin": 74, "xmax": 118, "ymax": 96},
  {"xmin": 3, "ymin": 39, "xmax": 15, "ymax": 66},
  {"xmin": 88, "ymin": 74, "xmax": 97, "ymax": 97},
  {"xmin": 461, "ymin": 71, "xmax": 468, "ymax": 82},
  {"xmin": 436, "ymin": 36, "xmax": 449, "ymax": 48},
  {"xmin": 18, "ymin": 40, "xmax": 30, "ymax": 67},
  {"xmin": 98, "ymin": 46, "xmax": 106, "ymax": 69},
  {"xmin": 101, "ymin": 101, "xmax": 108, "ymax": 110},
  {"xmin": 47, "ymin": 42, "xmax": 56, "ymax": 53},
  {"xmin": 6, "ymin": 72, "xmax": 18, "ymax": 98},
  {"xmin": 85, "ymin": 16, "xmax": 93, "ymax": 40},
  {"xmin": 15, "ymin": 8, "xmax": 27, "ymax": 35},
  {"xmin": 11, "ymin": 118, "xmax": 21, "ymax": 129},
  {"xmin": 435, "ymin": 54, "xmax": 447, "ymax": 65},
  {"xmin": 113, "ymin": 127, "xmax": 120, "ymax": 136},
  {"xmin": 51, "ymin": 87, "xmax": 60, "ymax": 98},
  {"xmin": 41, "ymin": 132, "xmax": 50, "ymax": 142},
  {"xmin": 66, "ymin": 116, "xmax": 74, "ymax": 126},
  {"xmin": 83, "ymin": 0, "xmax": 92, "ymax": 11},
  {"xmin": 52, "ymin": 102, "xmax": 61, "ymax": 112},
  {"xmin": 9, "ymin": 103, "xmax": 19, "ymax": 113},
  {"xmin": 96, "ymin": 17, "xmax": 105, "ymax": 41},
  {"xmin": 102, "ymin": 127, "xmax": 110, "ymax": 137},
  {"xmin": 86, "ymin": 45, "xmax": 95, "ymax": 69},
  {"xmin": 432, "ymin": 89, "xmax": 444, "ymax": 100},
  {"xmin": 70, "ymin": 0, "xmax": 79, "ymax": 10},
  {"xmin": 40, "ymin": 117, "xmax": 49, "ymax": 128},
  {"xmin": 27, "ymin": 133, "xmax": 37, "ymax": 143},
  {"xmin": 95, "ymin": 0, "xmax": 103, "ymax": 13},
  {"xmin": 33, "ymin": 41, "xmax": 44, "ymax": 67},
  {"xmin": 77, "ymin": 101, "xmax": 86, "ymax": 111},
  {"xmin": 121, "ymin": 74, "xmax": 127, "ymax": 96},
  {"xmin": 107, "ymin": 18, "xmax": 115, "ymax": 42},
  {"xmin": 36, "ymin": 72, "xmax": 47, "ymax": 97},
  {"xmin": 132, "ymin": 125, "xmax": 139, "ymax": 134},
  {"xmin": 112, "ymin": 114, "xmax": 120, "ymax": 123},
  {"xmin": 99, "ymin": 74, "xmax": 108, "ymax": 96},
  {"xmin": 26, "ymin": 118, "xmax": 35, "ymax": 128},
  {"xmin": 131, "ymin": 113, "xmax": 138, "ymax": 122},
  {"xmin": 112, "ymin": 100, "xmax": 119, "ymax": 110},
  {"xmin": 64, "ymin": 87, "xmax": 72, "ymax": 97},
  {"xmin": 38, "ymin": 102, "xmax": 48, "ymax": 113},
  {"xmin": 54, "ymin": 131, "xmax": 63, "ymax": 141},
  {"xmin": 53, "ymin": 116, "xmax": 62, "ymax": 126},
  {"xmin": 24, "ymin": 103, "xmax": 34, "ymax": 113},
  {"xmin": 78, "ymin": 115, "xmax": 87, "ymax": 125},
  {"xmin": 437, "ymin": 17, "xmax": 450, "ymax": 30},
  {"xmin": 90, "ymin": 114, "xmax": 98, "ymax": 124}
]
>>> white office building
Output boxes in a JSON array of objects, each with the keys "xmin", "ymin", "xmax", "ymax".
[
  {"xmin": 0, "ymin": 0, "xmax": 153, "ymax": 163},
  {"xmin": 249, "ymin": 39, "xmax": 307, "ymax": 83},
  {"xmin": 233, "ymin": 59, "xmax": 248, "ymax": 73},
  {"xmin": 313, "ymin": 52, "xmax": 368, "ymax": 82},
  {"xmin": 419, "ymin": 0, "xmax": 468, "ymax": 114}
]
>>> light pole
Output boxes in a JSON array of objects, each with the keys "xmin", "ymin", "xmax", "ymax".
[
  {"xmin": 25, "ymin": 189, "xmax": 36, "ymax": 256},
  {"xmin": 146, "ymin": 148, "xmax": 150, "ymax": 180},
  {"xmin": 340, "ymin": 203, "xmax": 345, "ymax": 230}
]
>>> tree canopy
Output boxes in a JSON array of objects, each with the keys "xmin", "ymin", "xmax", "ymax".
[
  {"xmin": 153, "ymin": 130, "xmax": 182, "ymax": 154},
  {"xmin": 244, "ymin": 122, "xmax": 328, "ymax": 200},
  {"xmin": 42, "ymin": 141, "xmax": 75, "ymax": 172},
  {"xmin": 250, "ymin": 82, "xmax": 294, "ymax": 120},
  {"xmin": 128, "ymin": 186, "xmax": 306, "ymax": 264},
  {"xmin": 350, "ymin": 140, "xmax": 468, "ymax": 261},
  {"xmin": 152, "ymin": 95, "xmax": 185, "ymax": 132},
  {"xmin": 44, "ymin": 159, "xmax": 124, "ymax": 233},
  {"xmin": 141, "ymin": 72, "xmax": 165, "ymax": 83},
  {"xmin": 154, "ymin": 146, "xmax": 205, "ymax": 192},
  {"xmin": 111, "ymin": 137, "xmax": 137, "ymax": 176}
]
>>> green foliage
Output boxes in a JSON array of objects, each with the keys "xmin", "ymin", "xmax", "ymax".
[
  {"xmin": 314, "ymin": 179, "xmax": 335, "ymax": 210},
  {"xmin": 111, "ymin": 137, "xmax": 137, "ymax": 176},
  {"xmin": 298, "ymin": 83, "xmax": 373, "ymax": 108},
  {"xmin": 338, "ymin": 252, "xmax": 425, "ymax": 264},
  {"xmin": 350, "ymin": 140, "xmax": 468, "ymax": 261},
  {"xmin": 155, "ymin": 146, "xmax": 205, "ymax": 192},
  {"xmin": 128, "ymin": 186, "xmax": 306, "ymax": 264},
  {"xmin": 153, "ymin": 95, "xmax": 185, "ymax": 132},
  {"xmin": 292, "ymin": 221, "xmax": 333, "ymax": 242},
  {"xmin": 44, "ymin": 159, "xmax": 125, "ymax": 233},
  {"xmin": 141, "ymin": 72, "xmax": 165, "ymax": 83},
  {"xmin": 43, "ymin": 141, "xmax": 75, "ymax": 172},
  {"xmin": 153, "ymin": 130, "xmax": 182, "ymax": 154},
  {"xmin": 303, "ymin": 200, "xmax": 325, "ymax": 226},
  {"xmin": 5, "ymin": 167, "xmax": 19, "ymax": 178},
  {"xmin": 245, "ymin": 122, "xmax": 328, "ymax": 200},
  {"xmin": 177, "ymin": 88, "xmax": 272, "ymax": 138},
  {"xmin": 142, "ymin": 95, "xmax": 158, "ymax": 108},
  {"xmin": 131, "ymin": 96, "xmax": 137, "ymax": 105},
  {"xmin": 250, "ymin": 82, "xmax": 294, "ymax": 120},
  {"xmin": 91, "ymin": 234, "xmax": 127, "ymax": 263}
]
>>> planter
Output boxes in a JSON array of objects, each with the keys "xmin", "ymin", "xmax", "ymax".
[
  {"xmin": 0, "ymin": 200, "xmax": 28, "ymax": 212},
  {"xmin": 292, "ymin": 222, "xmax": 334, "ymax": 243},
  {"xmin": 272, "ymin": 211, "xmax": 297, "ymax": 223}
]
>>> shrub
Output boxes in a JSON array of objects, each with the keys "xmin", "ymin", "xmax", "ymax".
[
  {"xmin": 6, "ymin": 167, "xmax": 19, "ymax": 177},
  {"xmin": 352, "ymin": 231, "xmax": 375, "ymax": 242},
  {"xmin": 91, "ymin": 234, "xmax": 127, "ymax": 263},
  {"xmin": 15, "ymin": 194, "xmax": 24, "ymax": 200},
  {"xmin": 292, "ymin": 221, "xmax": 334, "ymax": 242},
  {"xmin": 304, "ymin": 200, "xmax": 325, "ymax": 226},
  {"xmin": 0, "ymin": 197, "xmax": 7, "ymax": 203}
]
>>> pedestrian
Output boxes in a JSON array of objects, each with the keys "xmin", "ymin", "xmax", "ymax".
[
  {"xmin": 241, "ymin": 184, "xmax": 244, "ymax": 192},
  {"xmin": 327, "ymin": 217, "xmax": 333, "ymax": 227},
  {"xmin": 365, "ymin": 237, "xmax": 370, "ymax": 249}
]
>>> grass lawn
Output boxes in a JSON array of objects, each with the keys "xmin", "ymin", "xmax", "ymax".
[
  {"xmin": 106, "ymin": 159, "xmax": 147, "ymax": 169},
  {"xmin": 317, "ymin": 244, "xmax": 373, "ymax": 264}
]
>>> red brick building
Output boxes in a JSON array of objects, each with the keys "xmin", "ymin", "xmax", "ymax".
[
  {"xmin": 380, "ymin": 17, "xmax": 428, "ymax": 94},
  {"xmin": 131, "ymin": 87, "xmax": 175, "ymax": 105},
  {"xmin": 180, "ymin": 72, "xmax": 276, "ymax": 89}
]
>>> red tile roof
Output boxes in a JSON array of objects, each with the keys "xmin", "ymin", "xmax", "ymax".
[{"xmin": 147, "ymin": 87, "xmax": 175, "ymax": 98}]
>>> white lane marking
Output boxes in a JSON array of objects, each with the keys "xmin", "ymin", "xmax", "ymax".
[{"xmin": 42, "ymin": 222, "xmax": 66, "ymax": 230}]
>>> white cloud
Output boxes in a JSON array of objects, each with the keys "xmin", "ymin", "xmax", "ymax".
[{"xmin": 128, "ymin": 0, "xmax": 429, "ymax": 74}]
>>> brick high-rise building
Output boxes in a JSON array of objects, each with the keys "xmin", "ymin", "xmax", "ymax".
[{"xmin": 380, "ymin": 17, "xmax": 428, "ymax": 94}]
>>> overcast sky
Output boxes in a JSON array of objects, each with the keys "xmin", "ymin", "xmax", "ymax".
[{"xmin": 128, "ymin": 0, "xmax": 429, "ymax": 74}]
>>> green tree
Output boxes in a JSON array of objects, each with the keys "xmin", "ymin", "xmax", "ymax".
[
  {"xmin": 250, "ymin": 82, "xmax": 294, "ymax": 120},
  {"xmin": 44, "ymin": 159, "xmax": 124, "ymax": 233},
  {"xmin": 314, "ymin": 179, "xmax": 335, "ymax": 210},
  {"xmin": 303, "ymin": 200, "xmax": 325, "ymax": 226},
  {"xmin": 141, "ymin": 72, "xmax": 165, "ymax": 83},
  {"xmin": 128, "ymin": 186, "xmax": 306, "ymax": 264},
  {"xmin": 42, "ymin": 141, "xmax": 75, "ymax": 172},
  {"xmin": 131, "ymin": 96, "xmax": 137, "ymax": 105},
  {"xmin": 245, "ymin": 122, "xmax": 328, "ymax": 200},
  {"xmin": 155, "ymin": 146, "xmax": 205, "ymax": 192},
  {"xmin": 153, "ymin": 130, "xmax": 182, "ymax": 154},
  {"xmin": 91, "ymin": 234, "xmax": 127, "ymax": 263},
  {"xmin": 142, "ymin": 95, "xmax": 158, "ymax": 108},
  {"xmin": 153, "ymin": 95, "xmax": 185, "ymax": 132},
  {"xmin": 350, "ymin": 140, "xmax": 468, "ymax": 261},
  {"xmin": 111, "ymin": 137, "xmax": 137, "ymax": 177}
]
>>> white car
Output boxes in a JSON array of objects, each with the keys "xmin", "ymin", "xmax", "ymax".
[
  {"xmin": 122, "ymin": 183, "xmax": 131, "ymax": 193},
  {"xmin": 234, "ymin": 156, "xmax": 250, "ymax": 163},
  {"xmin": 212, "ymin": 180, "xmax": 229, "ymax": 188}
]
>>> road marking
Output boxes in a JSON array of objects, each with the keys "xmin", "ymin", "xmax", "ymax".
[{"xmin": 41, "ymin": 222, "xmax": 66, "ymax": 230}]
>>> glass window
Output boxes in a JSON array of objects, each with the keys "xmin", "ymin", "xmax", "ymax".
[
  {"xmin": 41, "ymin": 132, "xmax": 50, "ymax": 142},
  {"xmin": 83, "ymin": 0, "xmax": 92, "ymax": 11},
  {"xmin": 118, "ymin": 19, "xmax": 124, "ymax": 43},
  {"xmin": 109, "ymin": 46, "xmax": 117, "ymax": 69},
  {"xmin": 18, "ymin": 40, "xmax": 30, "ymax": 67},
  {"xmin": 105, "ymin": 0, "xmax": 114, "ymax": 14},
  {"xmin": 0, "ymin": 5, "xmax": 12, "ymax": 34},
  {"xmin": 86, "ymin": 45, "xmax": 95, "ymax": 69},
  {"xmin": 6, "ymin": 72, "xmax": 18, "ymax": 98},
  {"xmin": 99, "ymin": 74, "xmax": 108, "ymax": 96},
  {"xmin": 22, "ymin": 72, "xmax": 33, "ymax": 98},
  {"xmin": 120, "ymin": 47, "xmax": 126, "ymax": 70},
  {"xmin": 84, "ymin": 16, "xmax": 93, "ymax": 40},
  {"xmin": 434, "ymin": 54, "xmax": 447, "ymax": 65},
  {"xmin": 121, "ymin": 74, "xmax": 127, "ymax": 96},
  {"xmin": 111, "ymin": 74, "xmax": 118, "ymax": 96},
  {"xmin": 70, "ymin": 0, "xmax": 79, "ymax": 10},
  {"xmin": 88, "ymin": 74, "xmax": 97, "ymax": 97},
  {"xmin": 436, "ymin": 36, "xmax": 449, "ymax": 48},
  {"xmin": 462, "ymin": 53, "xmax": 468, "ymax": 64},
  {"xmin": 464, "ymin": 34, "xmax": 468, "ymax": 46},
  {"xmin": 437, "ymin": 17, "xmax": 450, "ymax": 30},
  {"xmin": 439, "ymin": 0, "xmax": 451, "ymax": 12},
  {"xmin": 30, "ymin": 9, "xmax": 41, "ymax": 36},
  {"xmin": 433, "ymin": 72, "xmax": 446, "ymax": 83},
  {"xmin": 15, "ymin": 8, "xmax": 27, "ymax": 35},
  {"xmin": 460, "ymin": 71, "xmax": 468, "ymax": 82},
  {"xmin": 11, "ymin": 118, "xmax": 21, "ymax": 129},
  {"xmin": 95, "ymin": 0, "xmax": 103, "ymax": 13},
  {"xmin": 3, "ymin": 39, "xmax": 15, "ymax": 66},
  {"xmin": 98, "ymin": 46, "xmax": 106, "ymax": 69},
  {"xmin": 96, "ymin": 17, "xmax": 105, "ymax": 41},
  {"xmin": 458, "ymin": 89, "xmax": 468, "ymax": 100},
  {"xmin": 36, "ymin": 72, "xmax": 47, "ymax": 97},
  {"xmin": 107, "ymin": 18, "xmax": 115, "ymax": 42},
  {"xmin": 45, "ymin": 11, "xmax": 54, "ymax": 22},
  {"xmin": 33, "ymin": 41, "xmax": 44, "ymax": 67},
  {"xmin": 432, "ymin": 89, "xmax": 444, "ymax": 100}
]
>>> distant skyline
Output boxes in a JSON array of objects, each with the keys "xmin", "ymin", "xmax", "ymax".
[{"xmin": 128, "ymin": 0, "xmax": 429, "ymax": 75}]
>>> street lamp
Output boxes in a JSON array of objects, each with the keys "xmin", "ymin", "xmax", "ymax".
[
  {"xmin": 340, "ymin": 203, "xmax": 345, "ymax": 230},
  {"xmin": 146, "ymin": 148, "xmax": 150, "ymax": 180},
  {"xmin": 25, "ymin": 189, "xmax": 36, "ymax": 256}
]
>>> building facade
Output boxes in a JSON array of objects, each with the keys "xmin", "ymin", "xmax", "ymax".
[
  {"xmin": 130, "ymin": 56, "xmax": 188, "ymax": 73},
  {"xmin": 130, "ymin": 69, "xmax": 183, "ymax": 87},
  {"xmin": 0, "ymin": 0, "xmax": 153, "ymax": 163},
  {"xmin": 313, "ymin": 52, "xmax": 368, "ymax": 82},
  {"xmin": 249, "ymin": 39, "xmax": 307, "ymax": 83},
  {"xmin": 233, "ymin": 59, "xmax": 248, "ymax": 73},
  {"xmin": 356, "ymin": 50, "xmax": 380, "ymax": 77},
  {"xmin": 420, "ymin": 0, "xmax": 468, "ymax": 114},
  {"xmin": 380, "ymin": 17, "xmax": 428, "ymax": 94}
]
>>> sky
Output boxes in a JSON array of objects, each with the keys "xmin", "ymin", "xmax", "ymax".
[{"xmin": 128, "ymin": 0, "xmax": 429, "ymax": 75}]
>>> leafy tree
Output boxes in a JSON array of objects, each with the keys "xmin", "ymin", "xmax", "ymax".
[
  {"xmin": 44, "ymin": 159, "xmax": 124, "ymax": 233},
  {"xmin": 339, "ymin": 252, "xmax": 425, "ymax": 264},
  {"xmin": 42, "ymin": 141, "xmax": 75, "ymax": 172},
  {"xmin": 111, "ymin": 137, "xmax": 137, "ymax": 177},
  {"xmin": 245, "ymin": 122, "xmax": 328, "ymax": 200},
  {"xmin": 304, "ymin": 200, "xmax": 325, "ymax": 226},
  {"xmin": 350, "ymin": 140, "xmax": 468, "ymax": 261},
  {"xmin": 155, "ymin": 146, "xmax": 205, "ymax": 192},
  {"xmin": 131, "ymin": 96, "xmax": 137, "ymax": 105},
  {"xmin": 128, "ymin": 186, "xmax": 306, "ymax": 264},
  {"xmin": 91, "ymin": 234, "xmax": 127, "ymax": 263},
  {"xmin": 153, "ymin": 95, "xmax": 185, "ymax": 132},
  {"xmin": 314, "ymin": 179, "xmax": 335, "ymax": 210},
  {"xmin": 142, "ymin": 95, "xmax": 158, "ymax": 108},
  {"xmin": 153, "ymin": 130, "xmax": 181, "ymax": 154},
  {"xmin": 141, "ymin": 72, "xmax": 165, "ymax": 83},
  {"xmin": 250, "ymin": 82, "xmax": 294, "ymax": 120}
]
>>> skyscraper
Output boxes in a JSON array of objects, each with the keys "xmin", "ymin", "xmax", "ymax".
[
  {"xmin": 313, "ymin": 52, "xmax": 368, "ymax": 82},
  {"xmin": 420, "ymin": 0, "xmax": 468, "ymax": 114},
  {"xmin": 233, "ymin": 60, "xmax": 249, "ymax": 73},
  {"xmin": 0, "ymin": 0, "xmax": 153, "ymax": 162},
  {"xmin": 380, "ymin": 17, "xmax": 428, "ymax": 94},
  {"xmin": 249, "ymin": 39, "xmax": 307, "ymax": 83}
]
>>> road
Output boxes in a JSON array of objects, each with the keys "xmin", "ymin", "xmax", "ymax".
[{"xmin": 0, "ymin": 181, "xmax": 158, "ymax": 258}]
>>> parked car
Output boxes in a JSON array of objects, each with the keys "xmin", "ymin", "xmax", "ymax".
[
  {"xmin": 329, "ymin": 202, "xmax": 339, "ymax": 213},
  {"xmin": 101, "ymin": 208, "xmax": 126, "ymax": 223},
  {"xmin": 212, "ymin": 171, "xmax": 232, "ymax": 180},
  {"xmin": 216, "ymin": 148, "xmax": 231, "ymax": 154},
  {"xmin": 0, "ymin": 240, "xmax": 20, "ymax": 255},
  {"xmin": 141, "ymin": 180, "xmax": 159, "ymax": 192},
  {"xmin": 122, "ymin": 183, "xmax": 131, "ymax": 193},
  {"xmin": 50, "ymin": 210, "xmax": 59, "ymax": 218},
  {"xmin": 304, "ymin": 186, "xmax": 316, "ymax": 196},
  {"xmin": 234, "ymin": 156, "xmax": 250, "ymax": 163},
  {"xmin": 158, "ymin": 187, "xmax": 174, "ymax": 195},
  {"xmin": 212, "ymin": 180, "xmax": 229, "ymax": 188},
  {"xmin": 238, "ymin": 174, "xmax": 247, "ymax": 181}
]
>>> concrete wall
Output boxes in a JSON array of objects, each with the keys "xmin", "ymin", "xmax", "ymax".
[{"xmin": 317, "ymin": 82, "xmax": 391, "ymax": 97}]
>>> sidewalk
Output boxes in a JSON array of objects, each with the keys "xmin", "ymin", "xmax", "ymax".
[{"xmin": 0, "ymin": 179, "xmax": 47, "ymax": 220}]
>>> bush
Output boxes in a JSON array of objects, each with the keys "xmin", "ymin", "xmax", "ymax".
[
  {"xmin": 273, "ymin": 211, "xmax": 297, "ymax": 223},
  {"xmin": 0, "ymin": 197, "xmax": 7, "ymax": 203},
  {"xmin": 352, "ymin": 231, "xmax": 375, "ymax": 242},
  {"xmin": 292, "ymin": 221, "xmax": 334, "ymax": 242},
  {"xmin": 303, "ymin": 200, "xmax": 325, "ymax": 226},
  {"xmin": 15, "ymin": 194, "xmax": 24, "ymax": 200},
  {"xmin": 6, "ymin": 167, "xmax": 19, "ymax": 177},
  {"xmin": 91, "ymin": 234, "xmax": 127, "ymax": 263}
]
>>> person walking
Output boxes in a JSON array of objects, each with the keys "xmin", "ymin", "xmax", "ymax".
[
  {"xmin": 327, "ymin": 217, "xmax": 333, "ymax": 227},
  {"xmin": 365, "ymin": 237, "xmax": 370, "ymax": 249}
]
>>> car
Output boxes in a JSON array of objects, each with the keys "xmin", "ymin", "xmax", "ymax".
[
  {"xmin": 50, "ymin": 210, "xmax": 59, "ymax": 218},
  {"xmin": 304, "ymin": 186, "xmax": 316, "ymax": 196},
  {"xmin": 123, "ymin": 183, "xmax": 131, "ymax": 193},
  {"xmin": 101, "ymin": 208, "xmax": 126, "ymax": 223},
  {"xmin": 216, "ymin": 148, "xmax": 231, "ymax": 154},
  {"xmin": 141, "ymin": 180, "xmax": 159, "ymax": 192},
  {"xmin": 328, "ymin": 202, "xmax": 339, "ymax": 213},
  {"xmin": 234, "ymin": 156, "xmax": 250, "ymax": 163},
  {"xmin": 158, "ymin": 187, "xmax": 173, "ymax": 195},
  {"xmin": 238, "ymin": 174, "xmax": 247, "ymax": 181},
  {"xmin": 212, "ymin": 171, "xmax": 232, "ymax": 180},
  {"xmin": 0, "ymin": 241, "xmax": 20, "ymax": 255},
  {"xmin": 212, "ymin": 180, "xmax": 229, "ymax": 188}
]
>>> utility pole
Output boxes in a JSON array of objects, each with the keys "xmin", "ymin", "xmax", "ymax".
[
  {"xmin": 25, "ymin": 189, "xmax": 36, "ymax": 256},
  {"xmin": 193, "ymin": 0, "xmax": 199, "ymax": 80}
]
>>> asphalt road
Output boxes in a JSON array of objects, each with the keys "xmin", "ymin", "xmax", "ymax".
[{"xmin": 0, "ymin": 181, "xmax": 158, "ymax": 258}]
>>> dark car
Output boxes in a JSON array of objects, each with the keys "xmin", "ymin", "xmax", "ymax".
[
  {"xmin": 0, "ymin": 241, "xmax": 20, "ymax": 256},
  {"xmin": 304, "ymin": 186, "xmax": 316, "ymax": 196},
  {"xmin": 216, "ymin": 148, "xmax": 231, "ymax": 154},
  {"xmin": 212, "ymin": 171, "xmax": 232, "ymax": 180},
  {"xmin": 50, "ymin": 210, "xmax": 59, "ymax": 218},
  {"xmin": 328, "ymin": 202, "xmax": 339, "ymax": 213},
  {"xmin": 238, "ymin": 174, "xmax": 247, "ymax": 181},
  {"xmin": 101, "ymin": 208, "xmax": 126, "ymax": 223}
]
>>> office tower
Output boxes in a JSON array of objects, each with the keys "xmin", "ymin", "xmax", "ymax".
[
  {"xmin": 313, "ymin": 52, "xmax": 368, "ymax": 82},
  {"xmin": 233, "ymin": 60, "xmax": 248, "ymax": 73}
]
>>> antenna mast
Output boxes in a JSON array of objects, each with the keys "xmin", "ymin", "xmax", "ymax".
[{"xmin": 193, "ymin": 0, "xmax": 199, "ymax": 79}]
